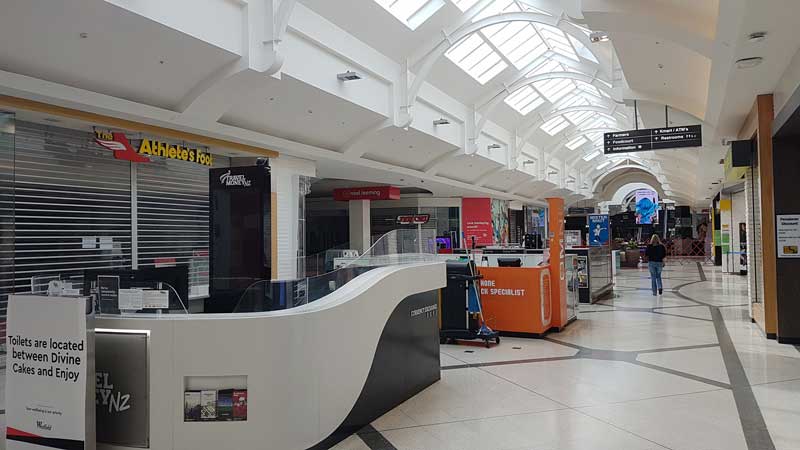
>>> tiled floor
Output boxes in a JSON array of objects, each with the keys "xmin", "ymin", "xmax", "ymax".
[
  {"xmin": 336, "ymin": 262, "xmax": 800, "ymax": 450},
  {"xmin": 1, "ymin": 263, "xmax": 798, "ymax": 450}
]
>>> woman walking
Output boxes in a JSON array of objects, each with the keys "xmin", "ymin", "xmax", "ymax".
[{"xmin": 646, "ymin": 235, "xmax": 667, "ymax": 295}]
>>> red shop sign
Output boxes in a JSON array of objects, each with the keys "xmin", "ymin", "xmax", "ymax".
[{"xmin": 334, "ymin": 186, "xmax": 400, "ymax": 201}]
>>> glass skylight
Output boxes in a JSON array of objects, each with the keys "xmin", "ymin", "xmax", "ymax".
[
  {"xmin": 375, "ymin": 0, "xmax": 445, "ymax": 30},
  {"xmin": 565, "ymin": 136, "xmax": 587, "ymax": 150},
  {"xmin": 564, "ymin": 110, "xmax": 594, "ymax": 126},
  {"xmin": 534, "ymin": 77, "xmax": 574, "ymax": 103},
  {"xmin": 505, "ymin": 86, "xmax": 545, "ymax": 115},
  {"xmin": 451, "ymin": 0, "xmax": 481, "ymax": 11},
  {"xmin": 445, "ymin": 33, "xmax": 508, "ymax": 84},
  {"xmin": 582, "ymin": 149, "xmax": 602, "ymax": 161},
  {"xmin": 541, "ymin": 116, "xmax": 570, "ymax": 136}
]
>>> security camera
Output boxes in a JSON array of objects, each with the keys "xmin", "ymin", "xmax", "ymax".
[{"xmin": 589, "ymin": 31, "xmax": 610, "ymax": 43}]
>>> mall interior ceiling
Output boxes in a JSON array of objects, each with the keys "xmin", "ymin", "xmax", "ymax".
[{"xmin": 1, "ymin": 0, "xmax": 800, "ymax": 208}]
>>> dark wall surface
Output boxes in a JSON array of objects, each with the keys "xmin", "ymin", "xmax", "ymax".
[{"xmin": 771, "ymin": 136, "xmax": 800, "ymax": 343}]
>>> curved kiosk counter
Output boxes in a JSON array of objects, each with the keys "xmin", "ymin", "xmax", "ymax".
[{"xmin": 95, "ymin": 262, "xmax": 445, "ymax": 450}]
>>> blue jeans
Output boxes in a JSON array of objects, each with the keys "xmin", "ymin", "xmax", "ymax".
[{"xmin": 648, "ymin": 262, "xmax": 664, "ymax": 294}]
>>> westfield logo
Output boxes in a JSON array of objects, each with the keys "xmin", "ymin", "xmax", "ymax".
[{"xmin": 94, "ymin": 131, "xmax": 151, "ymax": 163}]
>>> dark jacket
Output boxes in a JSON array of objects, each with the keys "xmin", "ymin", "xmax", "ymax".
[{"xmin": 646, "ymin": 244, "xmax": 667, "ymax": 263}]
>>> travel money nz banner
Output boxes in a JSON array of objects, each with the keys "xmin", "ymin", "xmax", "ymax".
[{"xmin": 6, "ymin": 295, "xmax": 92, "ymax": 450}]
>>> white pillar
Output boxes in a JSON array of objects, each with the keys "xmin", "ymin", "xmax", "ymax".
[
  {"xmin": 269, "ymin": 156, "xmax": 316, "ymax": 280},
  {"xmin": 349, "ymin": 200, "xmax": 371, "ymax": 253}
]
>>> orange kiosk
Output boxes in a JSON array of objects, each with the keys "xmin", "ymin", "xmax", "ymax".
[{"xmin": 478, "ymin": 198, "xmax": 570, "ymax": 336}]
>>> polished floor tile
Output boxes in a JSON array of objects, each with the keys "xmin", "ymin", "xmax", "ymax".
[
  {"xmin": 752, "ymin": 379, "xmax": 800, "ymax": 450},
  {"xmin": 330, "ymin": 433, "xmax": 372, "ymax": 450},
  {"xmin": 393, "ymin": 367, "xmax": 564, "ymax": 425},
  {"xmin": 636, "ymin": 346, "xmax": 730, "ymax": 384},
  {"xmin": 441, "ymin": 337, "xmax": 577, "ymax": 367},
  {"xmin": 485, "ymin": 358, "xmax": 718, "ymax": 408},
  {"xmin": 579, "ymin": 389, "xmax": 747, "ymax": 450}
]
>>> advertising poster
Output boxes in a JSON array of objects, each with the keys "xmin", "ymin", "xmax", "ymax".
[
  {"xmin": 588, "ymin": 214, "xmax": 610, "ymax": 246},
  {"xmin": 635, "ymin": 189, "xmax": 660, "ymax": 225},
  {"xmin": 96, "ymin": 331, "xmax": 150, "ymax": 447},
  {"xmin": 491, "ymin": 199, "xmax": 510, "ymax": 245},
  {"xmin": 564, "ymin": 230, "xmax": 582, "ymax": 248},
  {"xmin": 462, "ymin": 198, "xmax": 494, "ymax": 247},
  {"xmin": 777, "ymin": 215, "xmax": 800, "ymax": 258},
  {"xmin": 6, "ymin": 295, "xmax": 90, "ymax": 450}
]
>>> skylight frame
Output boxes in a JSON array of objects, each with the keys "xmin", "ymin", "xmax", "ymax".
[
  {"xmin": 375, "ymin": 0, "xmax": 446, "ymax": 30},
  {"xmin": 504, "ymin": 85, "xmax": 546, "ymax": 115},
  {"xmin": 541, "ymin": 116, "xmax": 570, "ymax": 136}
]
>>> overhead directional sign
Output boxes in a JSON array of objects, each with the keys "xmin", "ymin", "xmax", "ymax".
[{"xmin": 604, "ymin": 125, "xmax": 702, "ymax": 154}]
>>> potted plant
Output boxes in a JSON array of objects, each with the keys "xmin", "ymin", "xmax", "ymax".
[{"xmin": 622, "ymin": 240, "xmax": 641, "ymax": 268}]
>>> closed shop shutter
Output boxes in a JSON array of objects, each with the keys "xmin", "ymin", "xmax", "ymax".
[
  {"xmin": 0, "ymin": 119, "xmax": 230, "ymax": 339},
  {"xmin": 2, "ymin": 120, "xmax": 133, "ymax": 299},
  {"xmin": 136, "ymin": 159, "xmax": 214, "ymax": 300}
]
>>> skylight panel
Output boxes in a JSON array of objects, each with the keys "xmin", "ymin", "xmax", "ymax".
[
  {"xmin": 536, "ymin": 24, "xmax": 579, "ymax": 61},
  {"xmin": 586, "ymin": 132, "xmax": 604, "ymax": 146},
  {"xmin": 541, "ymin": 116, "xmax": 570, "ymax": 135},
  {"xmin": 582, "ymin": 149, "xmax": 602, "ymax": 161},
  {"xmin": 534, "ymin": 77, "xmax": 574, "ymax": 103},
  {"xmin": 564, "ymin": 110, "xmax": 594, "ymax": 126},
  {"xmin": 483, "ymin": 21, "xmax": 548, "ymax": 69},
  {"xmin": 556, "ymin": 92, "xmax": 590, "ymax": 109},
  {"xmin": 472, "ymin": 0, "xmax": 518, "ymax": 22},
  {"xmin": 445, "ymin": 33, "xmax": 508, "ymax": 84},
  {"xmin": 375, "ymin": 0, "xmax": 445, "ymax": 30},
  {"xmin": 505, "ymin": 86, "xmax": 545, "ymax": 115},
  {"xmin": 568, "ymin": 35, "xmax": 598, "ymax": 63},
  {"xmin": 526, "ymin": 58, "xmax": 563, "ymax": 77},
  {"xmin": 565, "ymin": 136, "xmax": 587, "ymax": 150},
  {"xmin": 451, "ymin": 0, "xmax": 481, "ymax": 11}
]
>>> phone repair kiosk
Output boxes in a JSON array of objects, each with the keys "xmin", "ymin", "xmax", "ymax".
[{"xmin": 475, "ymin": 198, "xmax": 572, "ymax": 336}]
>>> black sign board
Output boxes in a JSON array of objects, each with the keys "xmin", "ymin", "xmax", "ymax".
[
  {"xmin": 210, "ymin": 165, "xmax": 270, "ymax": 190},
  {"xmin": 604, "ymin": 125, "xmax": 702, "ymax": 154}
]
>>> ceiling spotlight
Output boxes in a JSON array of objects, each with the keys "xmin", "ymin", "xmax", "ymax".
[
  {"xmin": 589, "ymin": 31, "xmax": 610, "ymax": 43},
  {"xmin": 433, "ymin": 118, "xmax": 450, "ymax": 126},
  {"xmin": 748, "ymin": 31, "xmax": 767, "ymax": 43},
  {"xmin": 522, "ymin": 160, "xmax": 535, "ymax": 166},
  {"xmin": 735, "ymin": 57, "xmax": 764, "ymax": 69},
  {"xmin": 337, "ymin": 70, "xmax": 362, "ymax": 81},
  {"xmin": 547, "ymin": 171, "xmax": 558, "ymax": 175},
  {"xmin": 487, "ymin": 144, "xmax": 502, "ymax": 150}
]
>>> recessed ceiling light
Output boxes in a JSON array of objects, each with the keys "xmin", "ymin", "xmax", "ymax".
[
  {"xmin": 433, "ymin": 118, "xmax": 450, "ymax": 126},
  {"xmin": 736, "ymin": 57, "xmax": 764, "ymax": 69},
  {"xmin": 748, "ymin": 32, "xmax": 767, "ymax": 43},
  {"xmin": 487, "ymin": 144, "xmax": 501, "ymax": 150}
]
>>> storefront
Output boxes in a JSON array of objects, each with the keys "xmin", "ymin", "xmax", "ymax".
[{"xmin": 1, "ymin": 106, "xmax": 446, "ymax": 449}]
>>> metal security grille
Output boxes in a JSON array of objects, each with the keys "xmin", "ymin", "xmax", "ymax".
[
  {"xmin": 0, "ymin": 113, "xmax": 15, "ymax": 340},
  {"xmin": 4, "ymin": 120, "xmax": 133, "ymax": 298},
  {"xmin": 136, "ymin": 159, "xmax": 215, "ymax": 299}
]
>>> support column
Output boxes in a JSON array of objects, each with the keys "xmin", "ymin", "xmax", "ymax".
[
  {"xmin": 349, "ymin": 200, "xmax": 371, "ymax": 254},
  {"xmin": 267, "ymin": 156, "xmax": 316, "ymax": 280}
]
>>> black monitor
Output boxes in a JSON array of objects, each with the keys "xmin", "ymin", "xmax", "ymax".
[
  {"xmin": 497, "ymin": 258, "xmax": 522, "ymax": 267},
  {"xmin": 83, "ymin": 266, "xmax": 190, "ymax": 313}
]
